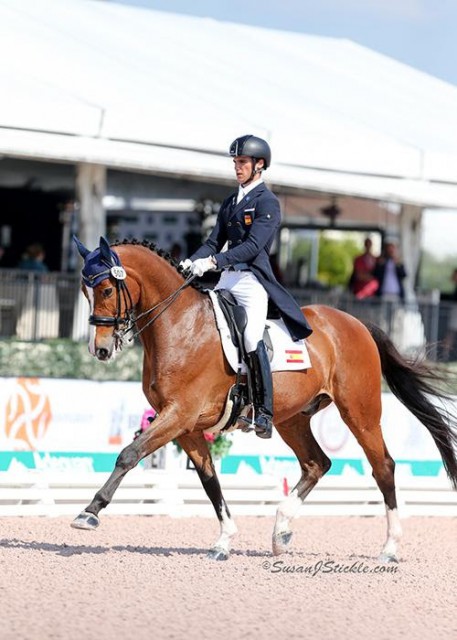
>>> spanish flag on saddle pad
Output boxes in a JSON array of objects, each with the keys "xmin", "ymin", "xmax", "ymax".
[
  {"xmin": 208, "ymin": 291, "xmax": 312, "ymax": 374},
  {"xmin": 285, "ymin": 349, "xmax": 305, "ymax": 364}
]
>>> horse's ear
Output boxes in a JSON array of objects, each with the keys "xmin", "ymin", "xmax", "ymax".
[
  {"xmin": 73, "ymin": 235, "xmax": 90, "ymax": 259},
  {"xmin": 99, "ymin": 236, "xmax": 113, "ymax": 263}
]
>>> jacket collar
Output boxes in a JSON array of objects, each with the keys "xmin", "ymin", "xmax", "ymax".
[{"xmin": 229, "ymin": 181, "xmax": 265, "ymax": 217}]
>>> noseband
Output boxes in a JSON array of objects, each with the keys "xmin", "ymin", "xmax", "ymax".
[{"xmin": 89, "ymin": 283, "xmax": 135, "ymax": 329}]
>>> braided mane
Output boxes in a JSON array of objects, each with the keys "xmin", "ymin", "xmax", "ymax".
[{"xmin": 111, "ymin": 238, "xmax": 206, "ymax": 292}]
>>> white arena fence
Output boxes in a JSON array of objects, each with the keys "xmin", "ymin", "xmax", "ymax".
[{"xmin": 0, "ymin": 469, "xmax": 456, "ymax": 518}]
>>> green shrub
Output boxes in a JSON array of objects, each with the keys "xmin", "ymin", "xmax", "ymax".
[{"xmin": 0, "ymin": 339, "xmax": 143, "ymax": 380}]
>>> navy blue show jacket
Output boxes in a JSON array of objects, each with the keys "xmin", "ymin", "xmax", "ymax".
[{"xmin": 190, "ymin": 182, "xmax": 312, "ymax": 341}]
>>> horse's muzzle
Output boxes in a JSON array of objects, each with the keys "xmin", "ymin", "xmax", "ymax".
[{"xmin": 95, "ymin": 347, "xmax": 112, "ymax": 361}]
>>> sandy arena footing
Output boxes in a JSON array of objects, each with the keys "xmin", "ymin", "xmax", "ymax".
[{"xmin": 1, "ymin": 515, "xmax": 456, "ymax": 640}]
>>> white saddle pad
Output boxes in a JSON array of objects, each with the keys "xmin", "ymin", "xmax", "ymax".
[{"xmin": 208, "ymin": 290, "xmax": 311, "ymax": 373}]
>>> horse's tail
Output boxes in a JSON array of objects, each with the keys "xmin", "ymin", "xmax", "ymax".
[{"xmin": 364, "ymin": 321, "xmax": 457, "ymax": 489}]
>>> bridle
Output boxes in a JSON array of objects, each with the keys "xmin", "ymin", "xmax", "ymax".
[{"xmin": 86, "ymin": 264, "xmax": 195, "ymax": 347}]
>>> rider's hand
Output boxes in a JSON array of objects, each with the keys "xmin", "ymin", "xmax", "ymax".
[
  {"xmin": 179, "ymin": 259, "xmax": 193, "ymax": 274},
  {"xmin": 192, "ymin": 257, "xmax": 217, "ymax": 277}
]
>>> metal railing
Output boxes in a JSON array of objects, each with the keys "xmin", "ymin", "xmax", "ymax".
[
  {"xmin": 289, "ymin": 287, "xmax": 444, "ymax": 357},
  {"xmin": 0, "ymin": 269, "xmax": 456, "ymax": 360},
  {"xmin": 0, "ymin": 269, "xmax": 81, "ymax": 341}
]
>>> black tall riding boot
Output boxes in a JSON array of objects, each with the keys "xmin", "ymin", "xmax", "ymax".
[{"xmin": 246, "ymin": 341, "xmax": 274, "ymax": 439}]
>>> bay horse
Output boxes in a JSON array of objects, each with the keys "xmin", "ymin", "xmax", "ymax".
[{"xmin": 71, "ymin": 237, "xmax": 457, "ymax": 563}]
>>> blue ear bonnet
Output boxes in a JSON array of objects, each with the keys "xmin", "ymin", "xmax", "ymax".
[
  {"xmin": 73, "ymin": 236, "xmax": 123, "ymax": 288},
  {"xmin": 81, "ymin": 247, "xmax": 122, "ymax": 288}
]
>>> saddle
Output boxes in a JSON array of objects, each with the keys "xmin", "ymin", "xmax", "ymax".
[
  {"xmin": 214, "ymin": 289, "xmax": 275, "ymax": 433},
  {"xmin": 208, "ymin": 289, "xmax": 310, "ymax": 435},
  {"xmin": 215, "ymin": 289, "xmax": 274, "ymax": 362}
]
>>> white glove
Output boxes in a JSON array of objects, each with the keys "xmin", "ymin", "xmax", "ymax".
[
  {"xmin": 192, "ymin": 257, "xmax": 217, "ymax": 277},
  {"xmin": 179, "ymin": 259, "xmax": 193, "ymax": 274}
]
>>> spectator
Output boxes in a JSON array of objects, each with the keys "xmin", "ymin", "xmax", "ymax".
[
  {"xmin": 373, "ymin": 241, "xmax": 407, "ymax": 301},
  {"xmin": 348, "ymin": 237, "xmax": 378, "ymax": 299},
  {"xmin": 18, "ymin": 243, "xmax": 49, "ymax": 272},
  {"xmin": 15, "ymin": 243, "xmax": 58, "ymax": 339}
]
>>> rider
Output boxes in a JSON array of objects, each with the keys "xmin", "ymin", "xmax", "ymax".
[{"xmin": 181, "ymin": 135, "xmax": 312, "ymax": 439}]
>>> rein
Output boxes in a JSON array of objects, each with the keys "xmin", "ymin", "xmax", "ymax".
[
  {"xmin": 89, "ymin": 269, "xmax": 196, "ymax": 345},
  {"xmin": 126, "ymin": 273, "xmax": 196, "ymax": 341}
]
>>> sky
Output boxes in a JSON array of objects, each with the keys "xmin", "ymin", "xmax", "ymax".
[
  {"xmin": 109, "ymin": 0, "xmax": 457, "ymax": 256},
  {"xmin": 112, "ymin": 0, "xmax": 457, "ymax": 86}
]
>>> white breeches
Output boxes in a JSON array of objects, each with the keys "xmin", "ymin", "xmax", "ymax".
[{"xmin": 215, "ymin": 270, "xmax": 268, "ymax": 352}]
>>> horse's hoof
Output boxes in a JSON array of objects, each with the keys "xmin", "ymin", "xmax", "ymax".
[
  {"xmin": 207, "ymin": 546, "xmax": 229, "ymax": 561},
  {"xmin": 71, "ymin": 511, "xmax": 100, "ymax": 530},
  {"xmin": 272, "ymin": 531, "xmax": 293, "ymax": 556},
  {"xmin": 378, "ymin": 552, "xmax": 398, "ymax": 564}
]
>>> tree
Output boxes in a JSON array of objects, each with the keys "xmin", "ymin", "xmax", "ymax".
[{"xmin": 318, "ymin": 235, "xmax": 360, "ymax": 286}]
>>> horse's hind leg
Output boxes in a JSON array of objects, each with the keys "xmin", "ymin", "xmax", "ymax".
[
  {"xmin": 336, "ymin": 399, "xmax": 402, "ymax": 563},
  {"xmin": 177, "ymin": 432, "xmax": 237, "ymax": 561},
  {"xmin": 273, "ymin": 413, "xmax": 331, "ymax": 556}
]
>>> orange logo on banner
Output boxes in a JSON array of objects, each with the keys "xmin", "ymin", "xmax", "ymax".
[{"xmin": 4, "ymin": 378, "xmax": 52, "ymax": 450}]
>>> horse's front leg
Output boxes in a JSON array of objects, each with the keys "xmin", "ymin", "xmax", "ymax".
[
  {"xmin": 177, "ymin": 432, "xmax": 237, "ymax": 561},
  {"xmin": 71, "ymin": 405, "xmax": 195, "ymax": 530}
]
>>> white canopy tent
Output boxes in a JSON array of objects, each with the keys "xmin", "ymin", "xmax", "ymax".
[{"xmin": 0, "ymin": 0, "xmax": 457, "ymax": 209}]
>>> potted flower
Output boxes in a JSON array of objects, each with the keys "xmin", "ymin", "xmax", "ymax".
[
  {"xmin": 202, "ymin": 432, "xmax": 233, "ymax": 460},
  {"xmin": 172, "ymin": 431, "xmax": 232, "ymax": 462},
  {"xmin": 137, "ymin": 408, "xmax": 233, "ymax": 471}
]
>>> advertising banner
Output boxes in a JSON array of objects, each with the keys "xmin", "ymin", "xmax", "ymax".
[
  {"xmin": 0, "ymin": 377, "xmax": 145, "ymax": 472},
  {"xmin": 0, "ymin": 377, "xmax": 454, "ymax": 482},
  {"xmin": 223, "ymin": 397, "xmax": 452, "ymax": 483}
]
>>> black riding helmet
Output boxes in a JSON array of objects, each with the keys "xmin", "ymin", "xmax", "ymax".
[{"xmin": 229, "ymin": 135, "xmax": 271, "ymax": 170}]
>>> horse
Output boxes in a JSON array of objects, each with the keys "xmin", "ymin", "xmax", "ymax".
[{"xmin": 71, "ymin": 237, "xmax": 457, "ymax": 563}]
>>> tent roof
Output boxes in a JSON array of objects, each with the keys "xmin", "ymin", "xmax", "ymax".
[{"xmin": 1, "ymin": 0, "xmax": 457, "ymax": 208}]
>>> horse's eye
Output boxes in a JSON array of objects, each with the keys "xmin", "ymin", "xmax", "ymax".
[{"xmin": 103, "ymin": 287, "xmax": 113, "ymax": 298}]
